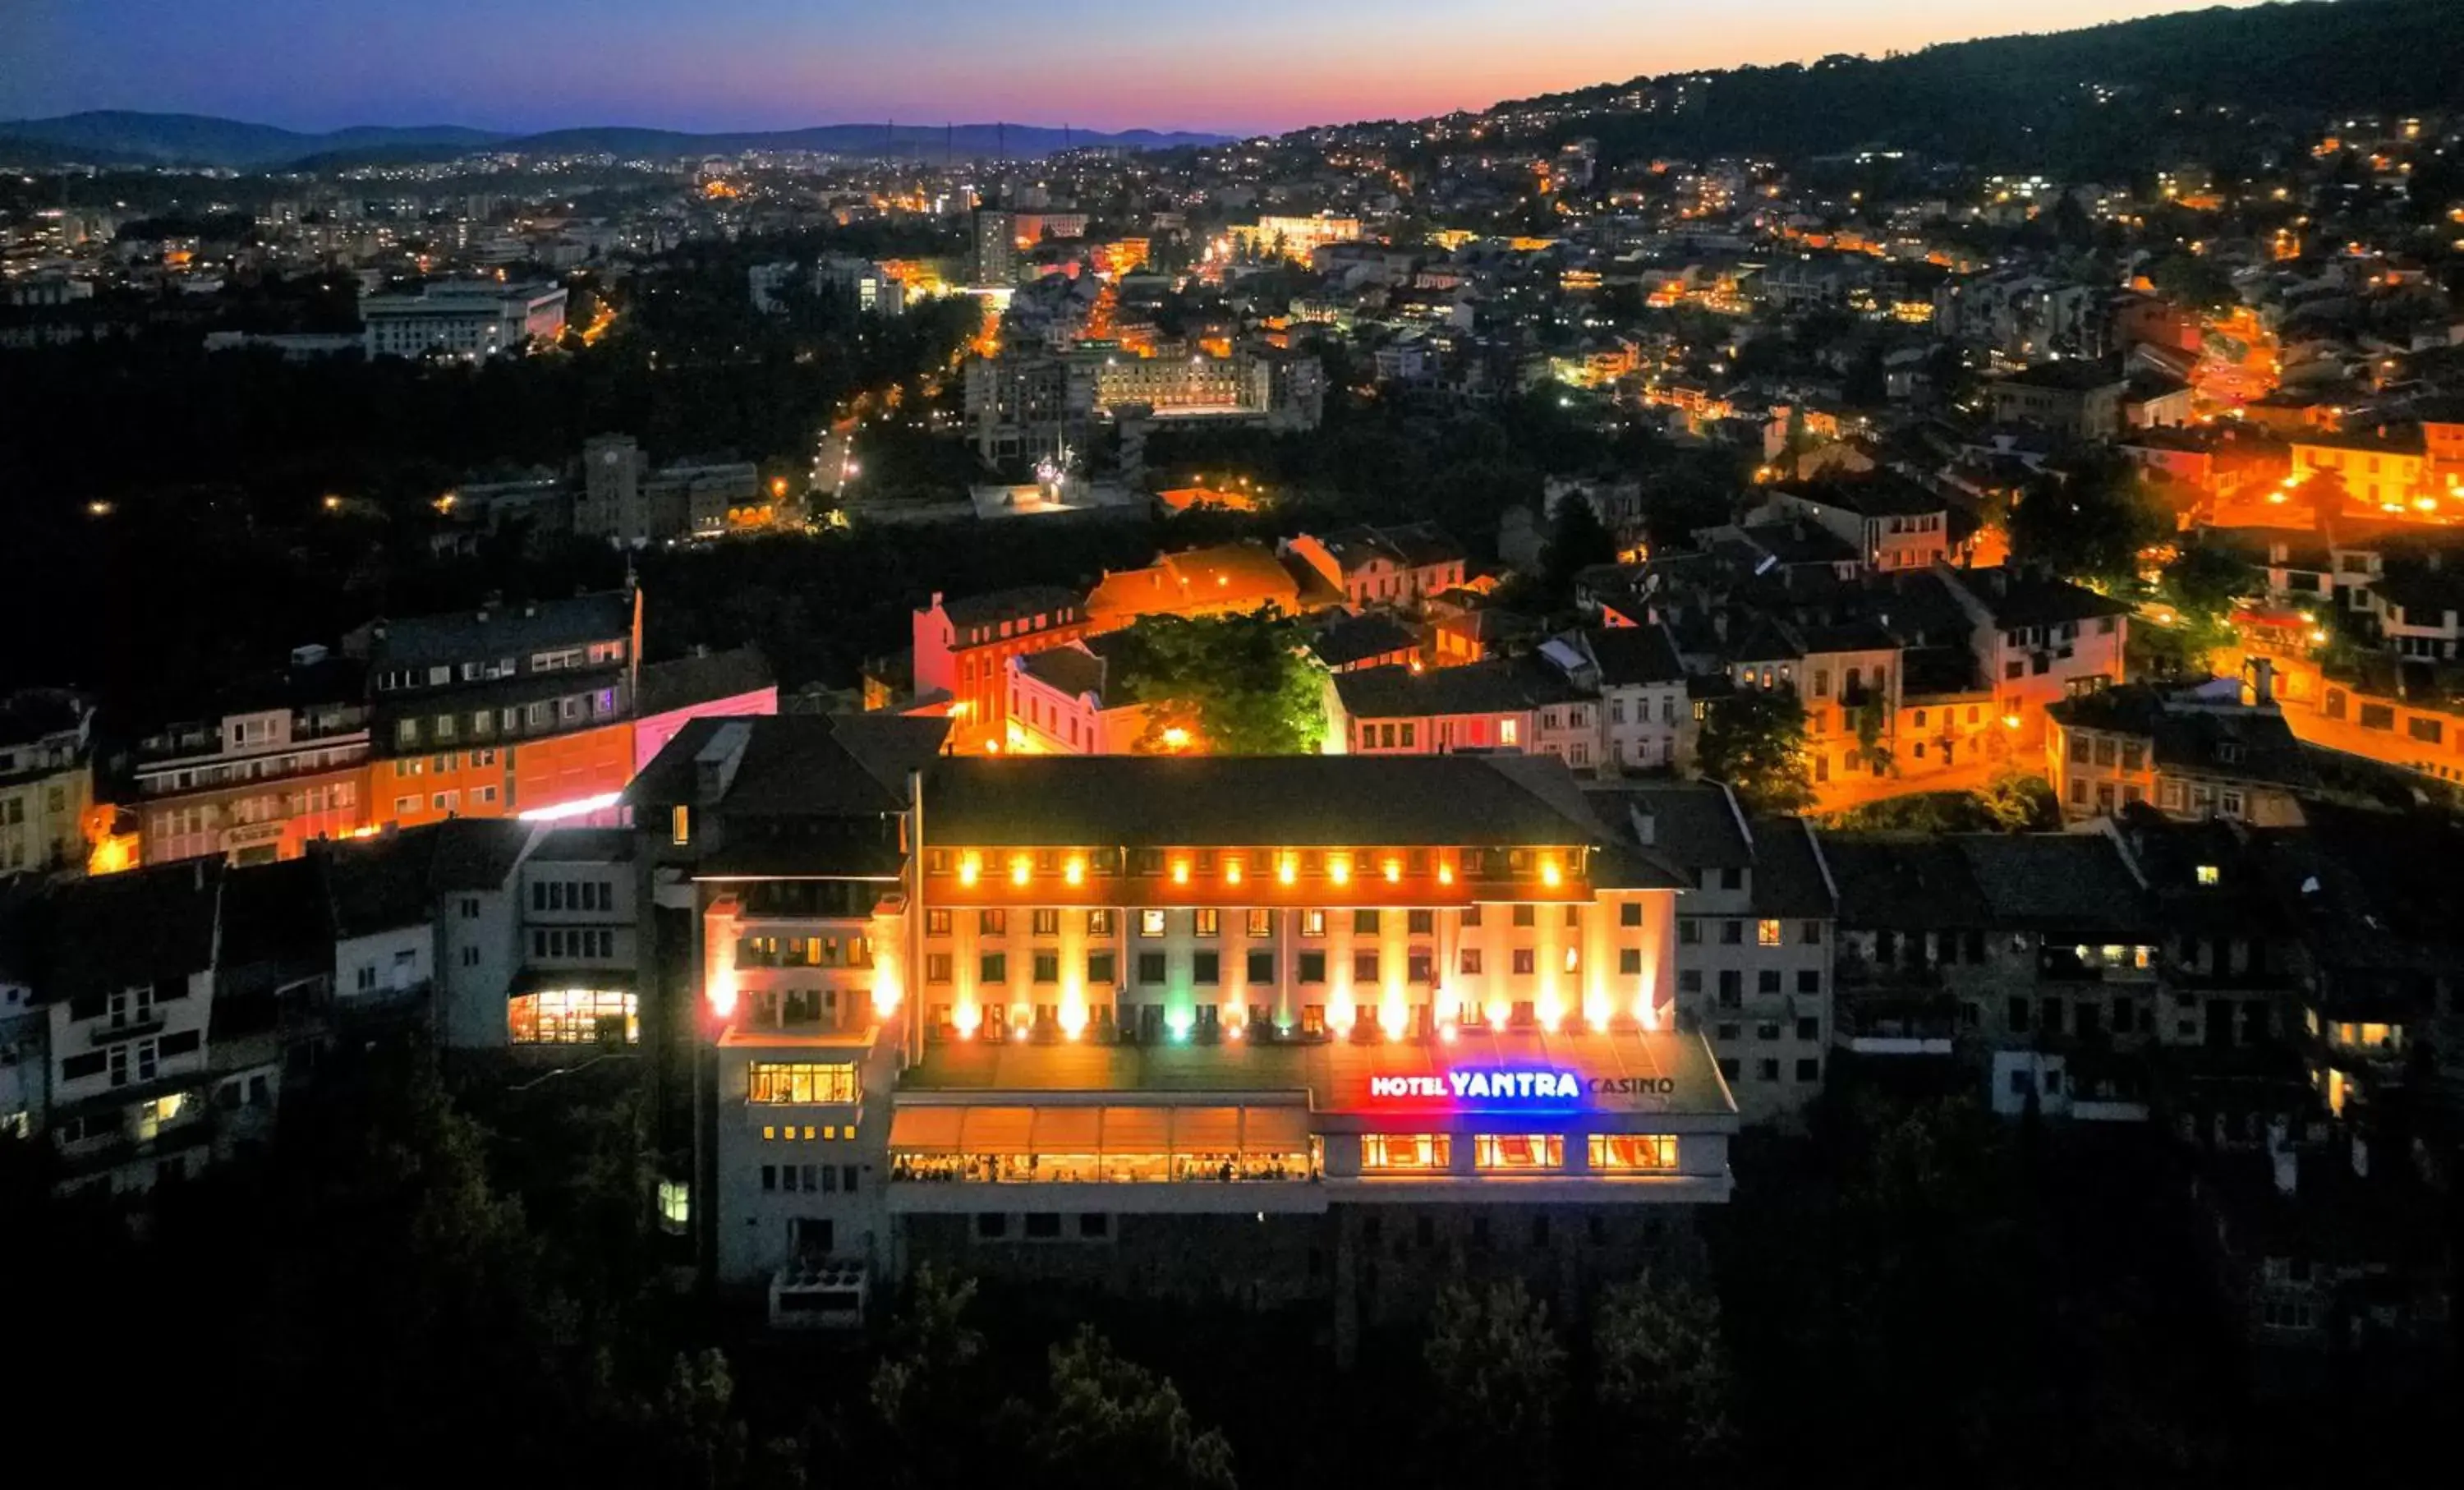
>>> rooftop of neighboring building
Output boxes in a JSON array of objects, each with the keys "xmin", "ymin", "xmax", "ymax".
[
  {"xmin": 639, "ymin": 645, "xmax": 775, "ymax": 715},
  {"xmin": 627, "ymin": 713, "xmax": 948, "ymax": 822},
  {"xmin": 1333, "ymin": 655, "xmax": 1582, "ymax": 720},
  {"xmin": 0, "ymin": 858, "xmax": 223, "ymax": 1000},
  {"xmin": 937, "ymin": 586, "xmax": 1088, "ymax": 632},
  {"xmin": 354, "ymin": 590, "xmax": 632, "ymax": 670},
  {"xmin": 1584, "ymin": 624, "xmax": 1687, "ymax": 687},
  {"xmin": 1993, "ymin": 358, "xmax": 2129, "ymax": 394},
  {"xmin": 1952, "ymin": 567, "xmax": 2136, "ymax": 630},
  {"xmin": 2047, "ymin": 683, "xmax": 2316, "ymax": 789},
  {"xmin": 0, "ymin": 688, "xmax": 91, "ymax": 751},
  {"xmin": 1820, "ymin": 830, "xmax": 2154, "ymax": 935},
  {"xmin": 1087, "ymin": 542, "xmax": 1302, "ymax": 619},
  {"xmin": 1312, "ymin": 612, "xmax": 1422, "ymax": 669},
  {"xmin": 1315, "ymin": 521, "xmax": 1467, "ymax": 573},
  {"xmin": 1765, "ymin": 471, "xmax": 1945, "ymax": 519},
  {"xmin": 1015, "ymin": 642, "xmax": 1111, "ymax": 702}
]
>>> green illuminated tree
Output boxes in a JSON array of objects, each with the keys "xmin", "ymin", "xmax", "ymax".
[
  {"xmin": 1110, "ymin": 607, "xmax": 1331, "ymax": 754},
  {"xmin": 1695, "ymin": 688, "xmax": 1816, "ymax": 814}
]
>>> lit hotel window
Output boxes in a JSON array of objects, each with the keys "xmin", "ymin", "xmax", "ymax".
[
  {"xmin": 1361, "ymin": 1134, "xmax": 1452, "ymax": 1171},
  {"xmin": 1757, "ymin": 919, "xmax": 1782, "ymax": 947},
  {"xmin": 669, "ymin": 806, "xmax": 690, "ymax": 846},
  {"xmin": 1473, "ymin": 1134, "xmax": 1564, "ymax": 1170},
  {"xmin": 747, "ymin": 1062, "xmax": 859, "ymax": 1106},
  {"xmin": 1588, "ymin": 1134, "xmax": 1678, "ymax": 1171}
]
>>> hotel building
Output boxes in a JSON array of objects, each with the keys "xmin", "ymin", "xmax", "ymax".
[{"xmin": 632, "ymin": 720, "xmax": 1739, "ymax": 1327}]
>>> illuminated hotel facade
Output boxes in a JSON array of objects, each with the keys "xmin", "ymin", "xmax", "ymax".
[{"xmin": 634, "ymin": 720, "xmax": 1737, "ymax": 1325}]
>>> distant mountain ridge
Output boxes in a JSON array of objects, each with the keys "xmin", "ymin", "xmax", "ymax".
[
  {"xmin": 1468, "ymin": 0, "xmax": 2464, "ymax": 169},
  {"xmin": 0, "ymin": 110, "xmax": 1230, "ymax": 169}
]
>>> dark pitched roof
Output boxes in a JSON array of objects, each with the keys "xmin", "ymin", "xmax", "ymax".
[
  {"xmin": 922, "ymin": 755, "xmax": 1622, "ymax": 850},
  {"xmin": 1585, "ymin": 625, "xmax": 1686, "ymax": 687},
  {"xmin": 1312, "ymin": 613, "xmax": 1421, "ymax": 669},
  {"xmin": 364, "ymin": 591, "xmax": 632, "ymax": 669},
  {"xmin": 1818, "ymin": 834, "xmax": 1995, "ymax": 929},
  {"xmin": 1955, "ymin": 834, "xmax": 2154, "ymax": 933},
  {"xmin": 942, "ymin": 586, "xmax": 1086, "ymax": 628},
  {"xmin": 1333, "ymin": 656, "xmax": 1579, "ymax": 719},
  {"xmin": 1996, "ymin": 359, "xmax": 2127, "ymax": 393},
  {"xmin": 1017, "ymin": 643, "xmax": 1110, "ymax": 701},
  {"xmin": 214, "ymin": 857, "xmax": 330, "ymax": 976},
  {"xmin": 531, "ymin": 827, "xmax": 634, "ymax": 863},
  {"xmin": 639, "ymin": 646, "xmax": 775, "ymax": 715},
  {"xmin": 0, "ymin": 688, "xmax": 89, "ymax": 750},
  {"xmin": 6, "ymin": 859, "xmax": 223, "ymax": 1000},
  {"xmin": 1319, "ymin": 522, "xmax": 1466, "ymax": 573},
  {"xmin": 1961, "ymin": 569, "xmax": 2135, "ymax": 629},
  {"xmin": 627, "ymin": 714, "xmax": 945, "ymax": 819},
  {"xmin": 1748, "ymin": 816, "xmax": 1838, "ymax": 919},
  {"xmin": 1585, "ymin": 780, "xmax": 1750, "ymax": 870},
  {"xmin": 2048, "ymin": 686, "xmax": 2315, "ymax": 790},
  {"xmin": 323, "ymin": 831, "xmax": 444, "ymax": 939},
  {"xmin": 1769, "ymin": 472, "xmax": 1944, "ymax": 518}
]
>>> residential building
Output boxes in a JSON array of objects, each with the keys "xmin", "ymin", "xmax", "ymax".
[
  {"xmin": 132, "ymin": 657, "xmax": 372, "ymax": 867},
  {"xmin": 1004, "ymin": 637, "xmax": 1153, "ymax": 755},
  {"xmin": 0, "ymin": 689, "xmax": 94, "ymax": 877},
  {"xmin": 1942, "ymin": 567, "xmax": 2133, "ymax": 747},
  {"xmin": 2045, "ymin": 674, "xmax": 2315, "ymax": 825},
  {"xmin": 1589, "ymin": 782, "xmax": 1836, "ymax": 1123},
  {"xmin": 1541, "ymin": 628, "xmax": 1690, "ymax": 771},
  {"xmin": 1749, "ymin": 476, "xmax": 1955, "ymax": 574},
  {"xmin": 1281, "ymin": 523, "xmax": 1470, "ymax": 611},
  {"xmin": 1823, "ymin": 831, "xmax": 2165, "ymax": 1119},
  {"xmin": 1987, "ymin": 361, "xmax": 2129, "ymax": 440},
  {"xmin": 1334, "ymin": 657, "xmax": 1591, "ymax": 766},
  {"xmin": 912, "ymin": 587, "xmax": 1096, "ymax": 753},
  {"xmin": 349, "ymin": 588, "xmax": 642, "ymax": 830}
]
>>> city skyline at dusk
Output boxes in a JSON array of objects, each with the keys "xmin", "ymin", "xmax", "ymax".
[{"xmin": 7, "ymin": 0, "xmax": 2269, "ymax": 136}]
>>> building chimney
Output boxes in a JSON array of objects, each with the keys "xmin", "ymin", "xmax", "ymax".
[
  {"xmin": 2245, "ymin": 656, "xmax": 2277, "ymax": 709},
  {"xmin": 2273, "ymin": 1146, "xmax": 2298, "ymax": 1198},
  {"xmin": 2351, "ymin": 1133, "xmax": 2369, "ymax": 1179},
  {"xmin": 1629, "ymin": 802, "xmax": 1656, "ymax": 847}
]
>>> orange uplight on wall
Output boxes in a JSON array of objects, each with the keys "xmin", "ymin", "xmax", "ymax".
[
  {"xmin": 954, "ymin": 1002, "xmax": 982, "ymax": 1040},
  {"xmin": 1384, "ymin": 858, "xmax": 1402, "ymax": 884},
  {"xmin": 1540, "ymin": 858, "xmax": 1563, "ymax": 889},
  {"xmin": 1172, "ymin": 859, "xmax": 1191, "ymax": 885},
  {"xmin": 1329, "ymin": 854, "xmax": 1351, "ymax": 886},
  {"xmin": 1009, "ymin": 857, "xmax": 1032, "ymax": 887},
  {"xmin": 958, "ymin": 853, "xmax": 981, "ymax": 886},
  {"xmin": 1278, "ymin": 855, "xmax": 1297, "ymax": 885},
  {"xmin": 1437, "ymin": 862, "xmax": 1455, "ymax": 886},
  {"xmin": 1224, "ymin": 858, "xmax": 1243, "ymax": 886},
  {"xmin": 1065, "ymin": 856, "xmax": 1086, "ymax": 886}
]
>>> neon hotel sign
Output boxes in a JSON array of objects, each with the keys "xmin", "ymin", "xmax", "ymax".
[{"xmin": 1368, "ymin": 1067, "xmax": 1676, "ymax": 1107}]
